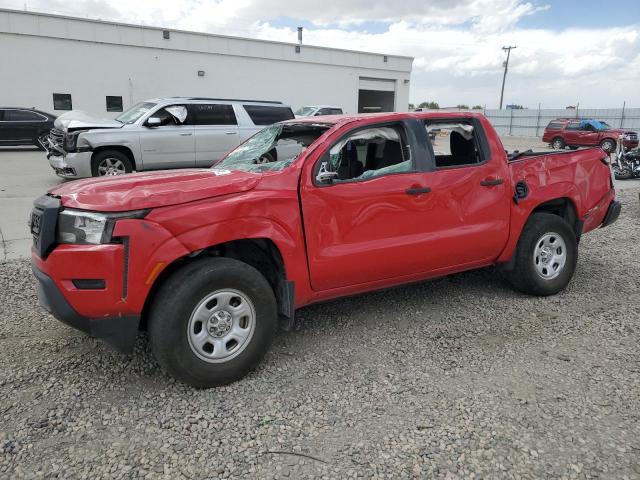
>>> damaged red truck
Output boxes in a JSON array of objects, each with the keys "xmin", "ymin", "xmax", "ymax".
[{"xmin": 30, "ymin": 112, "xmax": 620, "ymax": 387}]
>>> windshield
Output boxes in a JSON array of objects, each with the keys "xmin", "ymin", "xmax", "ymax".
[
  {"xmin": 115, "ymin": 102, "xmax": 157, "ymax": 124},
  {"xmin": 294, "ymin": 106, "xmax": 316, "ymax": 116},
  {"xmin": 215, "ymin": 124, "xmax": 329, "ymax": 173}
]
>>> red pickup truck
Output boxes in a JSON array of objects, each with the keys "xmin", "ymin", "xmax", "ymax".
[{"xmin": 30, "ymin": 112, "xmax": 620, "ymax": 387}]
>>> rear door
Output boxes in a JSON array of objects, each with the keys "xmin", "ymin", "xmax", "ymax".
[
  {"xmin": 139, "ymin": 105, "xmax": 195, "ymax": 170},
  {"xmin": 3, "ymin": 109, "xmax": 48, "ymax": 143},
  {"xmin": 189, "ymin": 103, "xmax": 241, "ymax": 167},
  {"xmin": 563, "ymin": 121, "xmax": 582, "ymax": 145}
]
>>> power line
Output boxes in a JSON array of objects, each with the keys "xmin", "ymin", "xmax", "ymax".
[{"xmin": 499, "ymin": 45, "xmax": 516, "ymax": 110}]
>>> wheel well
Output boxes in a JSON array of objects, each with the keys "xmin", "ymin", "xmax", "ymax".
[
  {"xmin": 92, "ymin": 146, "xmax": 136, "ymax": 170},
  {"xmin": 531, "ymin": 197, "xmax": 581, "ymax": 239},
  {"xmin": 140, "ymin": 238, "xmax": 293, "ymax": 331}
]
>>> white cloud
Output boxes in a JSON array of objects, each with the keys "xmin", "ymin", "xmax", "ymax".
[{"xmin": 2, "ymin": 0, "xmax": 639, "ymax": 107}]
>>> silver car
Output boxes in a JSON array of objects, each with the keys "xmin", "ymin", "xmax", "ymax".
[{"xmin": 44, "ymin": 97, "xmax": 295, "ymax": 178}]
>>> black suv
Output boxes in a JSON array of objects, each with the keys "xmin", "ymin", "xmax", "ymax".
[{"xmin": 0, "ymin": 108, "xmax": 56, "ymax": 150}]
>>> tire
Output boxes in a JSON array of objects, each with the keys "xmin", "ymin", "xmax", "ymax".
[
  {"xmin": 505, "ymin": 212, "xmax": 577, "ymax": 296},
  {"xmin": 91, "ymin": 150, "xmax": 133, "ymax": 177},
  {"xmin": 613, "ymin": 165, "xmax": 633, "ymax": 180},
  {"xmin": 149, "ymin": 257, "xmax": 278, "ymax": 388},
  {"xmin": 600, "ymin": 139, "xmax": 616, "ymax": 153},
  {"xmin": 551, "ymin": 137, "xmax": 565, "ymax": 150}
]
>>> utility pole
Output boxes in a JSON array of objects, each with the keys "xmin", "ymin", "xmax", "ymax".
[{"xmin": 499, "ymin": 46, "xmax": 516, "ymax": 109}]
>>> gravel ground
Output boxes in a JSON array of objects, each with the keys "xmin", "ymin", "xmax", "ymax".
[{"xmin": 1, "ymin": 185, "xmax": 640, "ymax": 479}]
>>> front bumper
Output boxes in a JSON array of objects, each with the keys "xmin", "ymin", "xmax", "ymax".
[
  {"xmin": 47, "ymin": 151, "xmax": 93, "ymax": 178},
  {"xmin": 32, "ymin": 264, "xmax": 140, "ymax": 353}
]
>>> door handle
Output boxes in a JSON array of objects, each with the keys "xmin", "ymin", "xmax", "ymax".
[
  {"xmin": 405, "ymin": 186, "xmax": 431, "ymax": 195},
  {"xmin": 480, "ymin": 177, "xmax": 504, "ymax": 187},
  {"xmin": 179, "ymin": 133, "xmax": 193, "ymax": 136},
  {"xmin": 225, "ymin": 131, "xmax": 238, "ymax": 135}
]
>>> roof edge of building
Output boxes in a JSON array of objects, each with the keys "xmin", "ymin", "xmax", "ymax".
[{"xmin": 0, "ymin": 7, "xmax": 415, "ymax": 62}]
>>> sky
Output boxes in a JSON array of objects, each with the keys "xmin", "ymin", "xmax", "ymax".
[{"xmin": 2, "ymin": 0, "xmax": 639, "ymax": 108}]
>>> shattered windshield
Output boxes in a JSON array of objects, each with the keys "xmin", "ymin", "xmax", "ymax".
[
  {"xmin": 115, "ymin": 102, "xmax": 157, "ymax": 124},
  {"xmin": 215, "ymin": 124, "xmax": 329, "ymax": 173},
  {"xmin": 294, "ymin": 106, "xmax": 316, "ymax": 116}
]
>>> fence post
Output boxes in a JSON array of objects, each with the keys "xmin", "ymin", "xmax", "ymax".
[
  {"xmin": 509, "ymin": 108, "xmax": 513, "ymax": 136},
  {"xmin": 621, "ymin": 101, "xmax": 626, "ymax": 128},
  {"xmin": 535, "ymin": 103, "xmax": 541, "ymax": 137}
]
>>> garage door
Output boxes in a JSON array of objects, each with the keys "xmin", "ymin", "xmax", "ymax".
[
  {"xmin": 358, "ymin": 77, "xmax": 396, "ymax": 113},
  {"xmin": 359, "ymin": 77, "xmax": 396, "ymax": 92}
]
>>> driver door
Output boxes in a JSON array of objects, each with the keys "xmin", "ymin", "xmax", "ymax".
[{"xmin": 139, "ymin": 105, "xmax": 195, "ymax": 170}]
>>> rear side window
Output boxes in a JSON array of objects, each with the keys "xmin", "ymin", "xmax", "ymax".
[
  {"xmin": 243, "ymin": 105, "xmax": 295, "ymax": 125},
  {"xmin": 317, "ymin": 108, "xmax": 343, "ymax": 115},
  {"xmin": 566, "ymin": 122, "xmax": 581, "ymax": 130},
  {"xmin": 425, "ymin": 120, "xmax": 486, "ymax": 168},
  {"xmin": 189, "ymin": 104, "xmax": 237, "ymax": 126},
  {"xmin": 5, "ymin": 110, "xmax": 45, "ymax": 121},
  {"xmin": 546, "ymin": 122, "xmax": 563, "ymax": 130}
]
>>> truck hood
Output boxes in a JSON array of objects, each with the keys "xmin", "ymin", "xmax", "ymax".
[
  {"xmin": 49, "ymin": 169, "xmax": 260, "ymax": 212},
  {"xmin": 54, "ymin": 111, "xmax": 123, "ymax": 132}
]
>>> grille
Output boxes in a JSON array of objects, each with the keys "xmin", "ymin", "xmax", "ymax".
[
  {"xmin": 48, "ymin": 128, "xmax": 65, "ymax": 152},
  {"xmin": 626, "ymin": 132, "xmax": 638, "ymax": 141}
]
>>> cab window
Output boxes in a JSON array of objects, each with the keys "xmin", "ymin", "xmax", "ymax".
[
  {"xmin": 320, "ymin": 124, "xmax": 413, "ymax": 183},
  {"xmin": 425, "ymin": 121, "xmax": 485, "ymax": 168}
]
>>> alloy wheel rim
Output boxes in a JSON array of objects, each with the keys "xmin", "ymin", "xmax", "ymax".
[
  {"xmin": 187, "ymin": 289, "xmax": 256, "ymax": 363},
  {"xmin": 533, "ymin": 232, "xmax": 567, "ymax": 280},
  {"xmin": 98, "ymin": 158, "xmax": 126, "ymax": 176}
]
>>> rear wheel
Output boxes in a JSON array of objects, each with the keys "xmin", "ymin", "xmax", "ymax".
[
  {"xmin": 613, "ymin": 164, "xmax": 633, "ymax": 180},
  {"xmin": 551, "ymin": 137, "xmax": 565, "ymax": 150},
  {"xmin": 505, "ymin": 212, "xmax": 577, "ymax": 296},
  {"xmin": 91, "ymin": 150, "xmax": 133, "ymax": 177},
  {"xmin": 600, "ymin": 138, "xmax": 616, "ymax": 153},
  {"xmin": 149, "ymin": 257, "xmax": 278, "ymax": 388}
]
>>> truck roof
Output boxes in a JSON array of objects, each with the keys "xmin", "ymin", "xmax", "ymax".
[{"xmin": 283, "ymin": 111, "xmax": 486, "ymax": 128}]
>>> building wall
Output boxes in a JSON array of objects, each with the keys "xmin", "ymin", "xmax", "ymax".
[{"xmin": 0, "ymin": 10, "xmax": 412, "ymax": 117}]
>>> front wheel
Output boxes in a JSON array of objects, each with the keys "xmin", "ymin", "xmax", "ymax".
[
  {"xmin": 505, "ymin": 212, "xmax": 577, "ymax": 296},
  {"xmin": 551, "ymin": 137, "xmax": 565, "ymax": 150},
  {"xmin": 149, "ymin": 258, "xmax": 278, "ymax": 388},
  {"xmin": 91, "ymin": 150, "xmax": 133, "ymax": 177},
  {"xmin": 600, "ymin": 139, "xmax": 616, "ymax": 153}
]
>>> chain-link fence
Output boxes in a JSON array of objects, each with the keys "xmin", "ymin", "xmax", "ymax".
[{"xmin": 417, "ymin": 106, "xmax": 640, "ymax": 138}]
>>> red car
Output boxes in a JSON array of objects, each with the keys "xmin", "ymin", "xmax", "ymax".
[
  {"xmin": 30, "ymin": 112, "xmax": 620, "ymax": 387},
  {"xmin": 543, "ymin": 118, "xmax": 639, "ymax": 153}
]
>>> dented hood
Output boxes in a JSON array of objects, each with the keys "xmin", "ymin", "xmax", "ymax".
[
  {"xmin": 54, "ymin": 111, "xmax": 123, "ymax": 132},
  {"xmin": 49, "ymin": 169, "xmax": 260, "ymax": 212}
]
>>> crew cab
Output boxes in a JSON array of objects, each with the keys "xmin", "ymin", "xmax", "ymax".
[
  {"xmin": 43, "ymin": 97, "xmax": 294, "ymax": 178},
  {"xmin": 30, "ymin": 112, "xmax": 620, "ymax": 387},
  {"xmin": 543, "ymin": 118, "xmax": 638, "ymax": 153}
]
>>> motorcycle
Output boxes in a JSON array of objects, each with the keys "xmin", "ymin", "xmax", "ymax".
[{"xmin": 613, "ymin": 135, "xmax": 640, "ymax": 180}]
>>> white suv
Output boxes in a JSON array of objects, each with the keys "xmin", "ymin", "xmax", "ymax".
[{"xmin": 44, "ymin": 97, "xmax": 294, "ymax": 178}]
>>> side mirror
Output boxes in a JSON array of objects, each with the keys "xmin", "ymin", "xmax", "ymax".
[
  {"xmin": 146, "ymin": 117, "xmax": 162, "ymax": 127},
  {"xmin": 316, "ymin": 160, "xmax": 339, "ymax": 184}
]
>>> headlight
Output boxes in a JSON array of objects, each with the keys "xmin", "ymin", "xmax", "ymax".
[{"xmin": 56, "ymin": 209, "xmax": 148, "ymax": 245}]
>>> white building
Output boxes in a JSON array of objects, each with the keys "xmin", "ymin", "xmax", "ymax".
[{"xmin": 0, "ymin": 9, "xmax": 413, "ymax": 117}]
